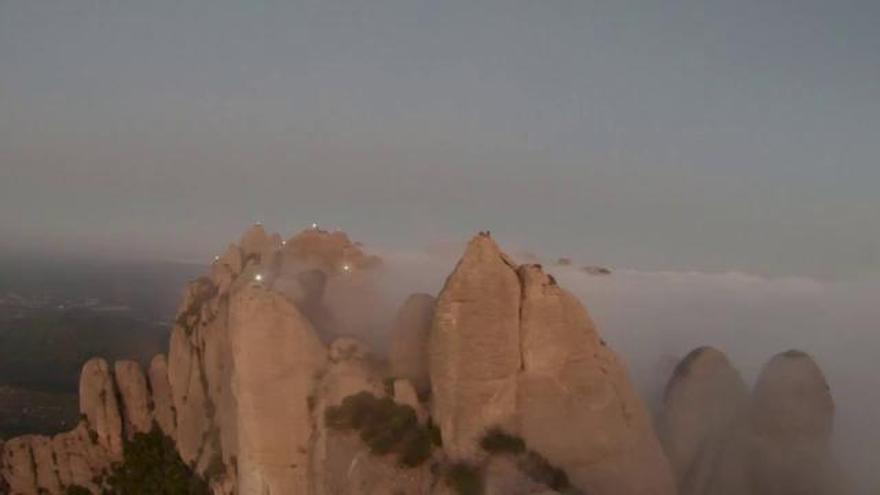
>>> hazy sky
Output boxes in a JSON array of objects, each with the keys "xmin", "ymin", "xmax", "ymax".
[{"xmin": 2, "ymin": 0, "xmax": 878, "ymax": 277}]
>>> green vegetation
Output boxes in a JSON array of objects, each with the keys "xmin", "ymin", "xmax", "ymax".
[
  {"xmin": 324, "ymin": 391, "xmax": 434, "ymax": 468},
  {"xmin": 518, "ymin": 450, "xmax": 571, "ymax": 492},
  {"xmin": 426, "ymin": 418, "xmax": 443, "ymax": 447},
  {"xmin": 479, "ymin": 427, "xmax": 572, "ymax": 493},
  {"xmin": 479, "ymin": 427, "xmax": 525, "ymax": 455},
  {"xmin": 101, "ymin": 428, "xmax": 210, "ymax": 494},
  {"xmin": 175, "ymin": 277, "xmax": 217, "ymax": 336},
  {"xmin": 445, "ymin": 462, "xmax": 484, "ymax": 495}
]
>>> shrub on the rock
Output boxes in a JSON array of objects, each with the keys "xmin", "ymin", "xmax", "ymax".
[
  {"xmin": 325, "ymin": 391, "xmax": 434, "ymax": 467},
  {"xmin": 446, "ymin": 462, "xmax": 484, "ymax": 495},
  {"xmin": 518, "ymin": 450, "xmax": 570, "ymax": 491},
  {"xmin": 480, "ymin": 427, "xmax": 525, "ymax": 455},
  {"xmin": 103, "ymin": 428, "xmax": 210, "ymax": 494}
]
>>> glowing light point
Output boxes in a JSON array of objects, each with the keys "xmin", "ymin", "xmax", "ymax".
[
  {"xmin": 342, "ymin": 264, "xmax": 351, "ymax": 272},
  {"xmin": 213, "ymin": 255, "xmax": 220, "ymax": 262},
  {"xmin": 254, "ymin": 273, "xmax": 263, "ymax": 282},
  {"xmin": 311, "ymin": 222, "xmax": 318, "ymax": 229},
  {"xmin": 282, "ymin": 240, "xmax": 287, "ymax": 246}
]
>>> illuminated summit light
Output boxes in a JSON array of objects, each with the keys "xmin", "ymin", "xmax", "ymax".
[
  {"xmin": 342, "ymin": 264, "xmax": 351, "ymax": 272},
  {"xmin": 213, "ymin": 255, "xmax": 220, "ymax": 262},
  {"xmin": 311, "ymin": 222, "xmax": 318, "ymax": 229},
  {"xmin": 254, "ymin": 273, "xmax": 263, "ymax": 282},
  {"xmin": 281, "ymin": 240, "xmax": 287, "ymax": 246}
]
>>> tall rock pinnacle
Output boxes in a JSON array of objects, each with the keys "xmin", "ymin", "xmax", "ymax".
[
  {"xmin": 229, "ymin": 284, "xmax": 327, "ymax": 494},
  {"xmin": 749, "ymin": 350, "xmax": 848, "ymax": 495},
  {"xmin": 430, "ymin": 233, "xmax": 523, "ymax": 459},
  {"xmin": 430, "ymin": 233, "xmax": 676, "ymax": 494},
  {"xmin": 659, "ymin": 347, "xmax": 750, "ymax": 495}
]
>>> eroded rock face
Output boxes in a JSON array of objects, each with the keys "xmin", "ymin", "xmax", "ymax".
[
  {"xmin": 430, "ymin": 234, "xmax": 523, "ymax": 459},
  {"xmin": 114, "ymin": 360, "xmax": 154, "ymax": 437},
  {"xmin": 229, "ymin": 284, "xmax": 328, "ymax": 495},
  {"xmin": 516, "ymin": 264, "xmax": 676, "ymax": 495},
  {"xmin": 748, "ymin": 351, "xmax": 847, "ymax": 495},
  {"xmin": 52, "ymin": 421, "xmax": 113, "ymax": 492},
  {"xmin": 79, "ymin": 358, "xmax": 124, "ymax": 460},
  {"xmin": 659, "ymin": 347, "xmax": 749, "ymax": 495},
  {"xmin": 31, "ymin": 436, "xmax": 62, "ymax": 494},
  {"xmin": 390, "ymin": 294, "xmax": 435, "ymax": 395},
  {"xmin": 330, "ymin": 436, "xmax": 433, "ymax": 495},
  {"xmin": 311, "ymin": 338, "xmax": 385, "ymax": 495},
  {"xmin": 148, "ymin": 354, "xmax": 177, "ymax": 437},
  {"xmin": 0, "ymin": 419, "xmax": 116, "ymax": 495},
  {"xmin": 1, "ymin": 436, "xmax": 38, "ymax": 495},
  {"xmin": 430, "ymin": 234, "xmax": 675, "ymax": 495},
  {"xmin": 168, "ymin": 323, "xmax": 211, "ymax": 465}
]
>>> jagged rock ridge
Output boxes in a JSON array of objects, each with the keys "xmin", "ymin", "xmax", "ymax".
[{"xmin": 3, "ymin": 226, "xmax": 676, "ymax": 495}]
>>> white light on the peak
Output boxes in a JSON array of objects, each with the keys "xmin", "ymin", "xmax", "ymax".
[
  {"xmin": 282, "ymin": 240, "xmax": 287, "ymax": 245},
  {"xmin": 254, "ymin": 273, "xmax": 263, "ymax": 282},
  {"xmin": 213, "ymin": 256, "xmax": 220, "ymax": 262},
  {"xmin": 311, "ymin": 222, "xmax": 318, "ymax": 229},
  {"xmin": 342, "ymin": 264, "xmax": 351, "ymax": 272}
]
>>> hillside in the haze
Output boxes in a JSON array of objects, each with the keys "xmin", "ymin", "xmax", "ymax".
[{"xmin": 0, "ymin": 258, "xmax": 204, "ymax": 439}]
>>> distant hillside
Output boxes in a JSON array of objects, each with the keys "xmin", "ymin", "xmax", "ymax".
[
  {"xmin": 0, "ymin": 257, "xmax": 206, "ymax": 437},
  {"xmin": 0, "ymin": 256, "xmax": 205, "ymax": 321},
  {"xmin": 0, "ymin": 309, "xmax": 167, "ymax": 393}
]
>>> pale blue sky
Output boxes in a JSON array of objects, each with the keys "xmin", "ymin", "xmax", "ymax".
[{"xmin": 1, "ymin": 0, "xmax": 878, "ymax": 277}]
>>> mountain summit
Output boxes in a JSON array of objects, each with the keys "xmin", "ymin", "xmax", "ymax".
[{"xmin": 0, "ymin": 227, "xmax": 845, "ymax": 495}]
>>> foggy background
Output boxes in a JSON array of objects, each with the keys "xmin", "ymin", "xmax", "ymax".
[{"xmin": 2, "ymin": 0, "xmax": 879, "ymax": 278}]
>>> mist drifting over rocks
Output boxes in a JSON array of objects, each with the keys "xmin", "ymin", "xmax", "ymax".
[
  {"xmin": 368, "ymin": 247, "xmax": 880, "ymax": 494},
  {"xmin": 2, "ymin": 226, "xmax": 877, "ymax": 494}
]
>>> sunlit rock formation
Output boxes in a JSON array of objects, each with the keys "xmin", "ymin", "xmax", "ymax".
[
  {"xmin": 1, "ymin": 358, "xmax": 157, "ymax": 494},
  {"xmin": 430, "ymin": 233, "xmax": 676, "ymax": 494}
]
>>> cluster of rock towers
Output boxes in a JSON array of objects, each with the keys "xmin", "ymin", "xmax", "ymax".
[{"xmin": 0, "ymin": 226, "xmax": 846, "ymax": 494}]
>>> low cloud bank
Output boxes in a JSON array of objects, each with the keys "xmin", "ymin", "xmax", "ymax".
[
  {"xmin": 559, "ymin": 268, "xmax": 880, "ymax": 495},
  {"xmin": 368, "ymin": 248, "xmax": 879, "ymax": 494}
]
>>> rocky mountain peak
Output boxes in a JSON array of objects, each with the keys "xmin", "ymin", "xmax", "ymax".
[{"xmin": 431, "ymin": 233, "xmax": 676, "ymax": 494}]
